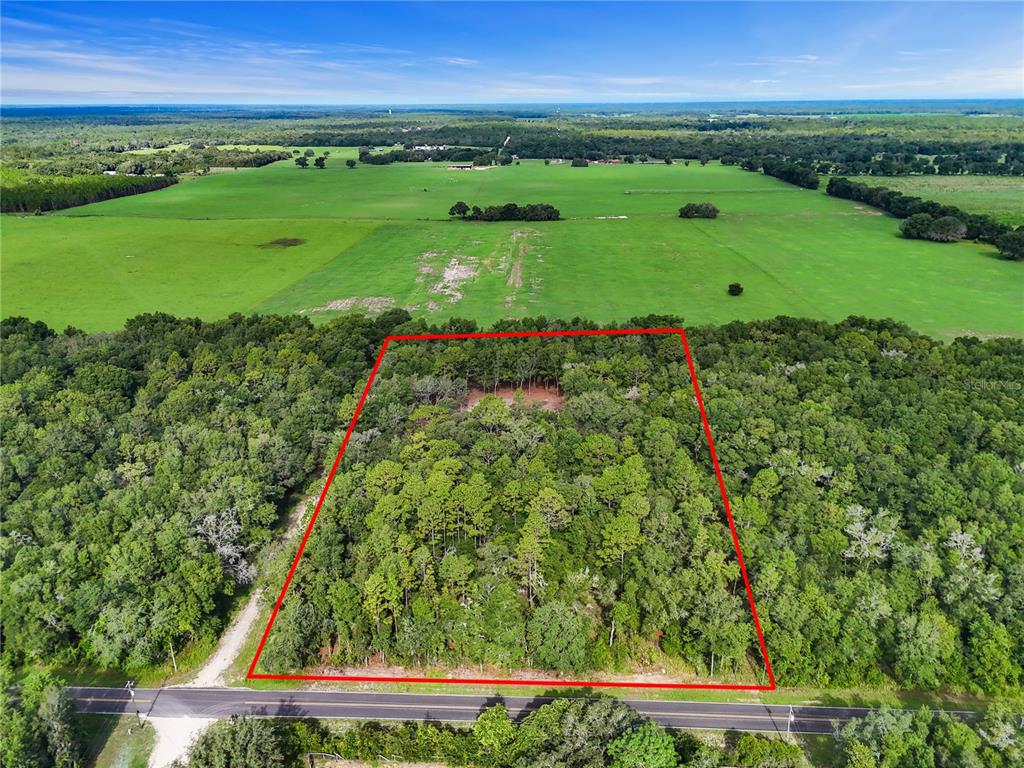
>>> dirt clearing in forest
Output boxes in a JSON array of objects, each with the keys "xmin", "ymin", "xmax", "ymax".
[{"xmin": 464, "ymin": 384, "xmax": 565, "ymax": 411}]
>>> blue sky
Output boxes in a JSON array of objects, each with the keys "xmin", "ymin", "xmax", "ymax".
[{"xmin": 2, "ymin": 2, "xmax": 1022, "ymax": 104}]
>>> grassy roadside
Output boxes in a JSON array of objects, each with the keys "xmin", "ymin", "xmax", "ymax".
[{"xmin": 80, "ymin": 714, "xmax": 154, "ymax": 768}]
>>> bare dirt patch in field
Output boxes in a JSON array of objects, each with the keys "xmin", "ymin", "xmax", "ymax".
[
  {"xmin": 502, "ymin": 229, "xmax": 542, "ymax": 309},
  {"xmin": 258, "ymin": 237, "xmax": 306, "ymax": 248},
  {"xmin": 507, "ymin": 255, "xmax": 523, "ymax": 289},
  {"xmin": 430, "ymin": 256, "xmax": 478, "ymax": 302},
  {"xmin": 464, "ymin": 384, "xmax": 564, "ymax": 411},
  {"xmin": 302, "ymin": 296, "xmax": 395, "ymax": 313},
  {"xmin": 853, "ymin": 205, "xmax": 884, "ymax": 216}
]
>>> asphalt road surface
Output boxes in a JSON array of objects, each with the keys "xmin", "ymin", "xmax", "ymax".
[{"xmin": 67, "ymin": 686, "xmax": 977, "ymax": 735}]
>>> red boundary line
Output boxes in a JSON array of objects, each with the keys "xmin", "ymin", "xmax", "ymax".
[{"xmin": 247, "ymin": 327, "xmax": 776, "ymax": 691}]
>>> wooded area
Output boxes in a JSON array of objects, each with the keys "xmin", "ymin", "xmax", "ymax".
[
  {"xmin": 3, "ymin": 313, "xmax": 1021, "ymax": 696},
  {"xmin": 0, "ymin": 170, "xmax": 177, "ymax": 213}
]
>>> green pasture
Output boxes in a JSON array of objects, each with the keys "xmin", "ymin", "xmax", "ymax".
[
  {"xmin": 3, "ymin": 157, "xmax": 1021, "ymax": 338},
  {"xmin": 2, "ymin": 216, "xmax": 379, "ymax": 330},
  {"xmin": 854, "ymin": 174, "xmax": 1024, "ymax": 226}
]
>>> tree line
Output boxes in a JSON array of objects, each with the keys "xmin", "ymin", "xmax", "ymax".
[
  {"xmin": 285, "ymin": 126, "xmax": 1024, "ymax": 176},
  {"xmin": 836, "ymin": 704, "xmax": 1022, "ymax": 768},
  {"xmin": 0, "ymin": 170, "xmax": 177, "ymax": 213},
  {"xmin": 827, "ymin": 177, "xmax": 1024, "ymax": 259},
  {"xmin": 3, "ymin": 146, "xmax": 290, "ymax": 178},
  {"xmin": 743, "ymin": 157, "xmax": 820, "ymax": 189},
  {"xmin": 448, "ymin": 201, "xmax": 561, "ymax": 221},
  {"xmin": 358, "ymin": 146, "xmax": 491, "ymax": 165},
  {"xmin": 6, "ymin": 109, "xmax": 1021, "ymax": 178},
  {"xmin": 170, "ymin": 697, "xmax": 808, "ymax": 768}
]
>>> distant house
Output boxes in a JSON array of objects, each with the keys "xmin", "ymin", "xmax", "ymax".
[{"xmin": 415, "ymin": 144, "xmax": 447, "ymax": 151}]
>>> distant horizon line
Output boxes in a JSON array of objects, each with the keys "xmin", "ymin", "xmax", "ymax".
[{"xmin": 3, "ymin": 97, "xmax": 1023, "ymax": 109}]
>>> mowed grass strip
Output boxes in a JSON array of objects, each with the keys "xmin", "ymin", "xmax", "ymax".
[{"xmin": 3, "ymin": 159, "xmax": 1021, "ymax": 338}]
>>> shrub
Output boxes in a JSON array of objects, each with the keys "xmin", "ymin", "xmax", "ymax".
[
  {"xmin": 900, "ymin": 213, "xmax": 934, "ymax": 240},
  {"xmin": 925, "ymin": 215, "xmax": 967, "ymax": 243},
  {"xmin": 995, "ymin": 228, "xmax": 1024, "ymax": 260},
  {"xmin": 679, "ymin": 202, "xmax": 719, "ymax": 219},
  {"xmin": 728, "ymin": 283, "xmax": 743, "ymax": 296},
  {"xmin": 571, "ymin": 158, "xmax": 588, "ymax": 167}
]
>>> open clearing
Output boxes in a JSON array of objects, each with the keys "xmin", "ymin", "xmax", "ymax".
[
  {"xmin": 854, "ymin": 173, "xmax": 1024, "ymax": 226},
  {"xmin": 3, "ymin": 157, "xmax": 1021, "ymax": 339}
]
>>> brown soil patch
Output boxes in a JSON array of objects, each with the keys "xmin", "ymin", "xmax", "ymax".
[
  {"xmin": 853, "ymin": 205, "xmax": 884, "ymax": 216},
  {"xmin": 258, "ymin": 237, "xmax": 306, "ymax": 248},
  {"xmin": 302, "ymin": 296, "xmax": 395, "ymax": 314},
  {"xmin": 464, "ymin": 384, "xmax": 564, "ymax": 411},
  {"xmin": 430, "ymin": 256, "xmax": 478, "ymax": 302},
  {"xmin": 507, "ymin": 252, "xmax": 523, "ymax": 289}
]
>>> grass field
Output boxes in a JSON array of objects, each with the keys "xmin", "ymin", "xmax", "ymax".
[
  {"xmin": 855, "ymin": 174, "xmax": 1024, "ymax": 226},
  {"xmin": 3, "ymin": 156, "xmax": 1021, "ymax": 339}
]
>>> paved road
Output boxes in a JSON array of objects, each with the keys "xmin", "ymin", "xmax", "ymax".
[{"xmin": 67, "ymin": 686, "xmax": 977, "ymax": 736}]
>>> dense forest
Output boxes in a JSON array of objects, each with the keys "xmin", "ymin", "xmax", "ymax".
[
  {"xmin": 262, "ymin": 330, "xmax": 762, "ymax": 679},
  {"xmin": 1, "ymin": 311, "xmax": 408, "ymax": 670},
  {"xmin": 3, "ymin": 313, "xmax": 1022, "ymax": 697},
  {"xmin": 256, "ymin": 317, "xmax": 1022, "ymax": 693},
  {"xmin": 0, "ymin": 170, "xmax": 177, "ymax": 213}
]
